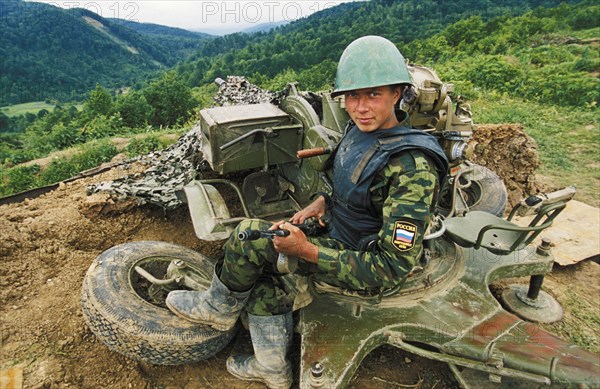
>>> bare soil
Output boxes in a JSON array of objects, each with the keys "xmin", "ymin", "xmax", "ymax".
[{"xmin": 1, "ymin": 126, "xmax": 598, "ymax": 389}]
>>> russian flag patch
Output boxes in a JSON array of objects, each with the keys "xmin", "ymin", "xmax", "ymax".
[{"xmin": 392, "ymin": 221, "xmax": 418, "ymax": 251}]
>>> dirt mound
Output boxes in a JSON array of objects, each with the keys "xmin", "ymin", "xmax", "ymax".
[
  {"xmin": 471, "ymin": 124, "xmax": 541, "ymax": 206},
  {"xmin": 0, "ymin": 166, "xmax": 217, "ymax": 389}
]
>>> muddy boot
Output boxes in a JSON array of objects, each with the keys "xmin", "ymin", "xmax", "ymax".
[
  {"xmin": 165, "ymin": 267, "xmax": 251, "ymax": 331},
  {"xmin": 226, "ymin": 312, "xmax": 293, "ymax": 389}
]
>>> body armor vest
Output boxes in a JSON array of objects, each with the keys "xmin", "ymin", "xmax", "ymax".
[{"xmin": 329, "ymin": 125, "xmax": 448, "ymax": 249}]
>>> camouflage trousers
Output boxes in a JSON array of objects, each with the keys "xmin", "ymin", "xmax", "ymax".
[{"xmin": 219, "ymin": 219, "xmax": 356, "ymax": 316}]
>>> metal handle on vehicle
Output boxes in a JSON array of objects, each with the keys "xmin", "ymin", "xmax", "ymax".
[
  {"xmin": 219, "ymin": 128, "xmax": 273, "ymax": 151},
  {"xmin": 297, "ymin": 147, "xmax": 332, "ymax": 159}
]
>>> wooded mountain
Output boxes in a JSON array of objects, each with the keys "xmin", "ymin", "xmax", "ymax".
[
  {"xmin": 174, "ymin": 0, "xmax": 581, "ymax": 86},
  {"xmin": 240, "ymin": 21, "xmax": 291, "ymax": 35},
  {"xmin": 0, "ymin": 0, "xmax": 210, "ymax": 105},
  {"xmin": 2, "ymin": 0, "xmax": 585, "ymax": 107},
  {"xmin": 113, "ymin": 19, "xmax": 212, "ymax": 40}
]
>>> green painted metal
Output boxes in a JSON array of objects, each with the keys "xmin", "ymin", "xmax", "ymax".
[
  {"xmin": 501, "ymin": 285, "xmax": 564, "ymax": 323},
  {"xmin": 445, "ymin": 202, "xmax": 567, "ymax": 255},
  {"xmin": 332, "ymin": 36, "xmax": 412, "ymax": 97},
  {"xmin": 298, "ymin": 239, "xmax": 600, "ymax": 388},
  {"xmin": 277, "ymin": 88, "xmax": 333, "ymax": 206},
  {"xmin": 303, "ymin": 125, "xmax": 341, "ymax": 172},
  {"xmin": 199, "ymin": 103, "xmax": 302, "ymax": 174},
  {"xmin": 320, "ymin": 92, "xmax": 349, "ymax": 133},
  {"xmin": 184, "ymin": 179, "xmax": 249, "ymax": 241}
]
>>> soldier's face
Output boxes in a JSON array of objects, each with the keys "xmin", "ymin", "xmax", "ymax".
[{"xmin": 344, "ymin": 86, "xmax": 401, "ymax": 132}]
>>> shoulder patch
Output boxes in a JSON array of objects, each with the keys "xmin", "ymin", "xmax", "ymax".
[{"xmin": 392, "ymin": 221, "xmax": 418, "ymax": 252}]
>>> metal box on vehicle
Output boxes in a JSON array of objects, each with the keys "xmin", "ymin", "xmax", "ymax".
[{"xmin": 199, "ymin": 103, "xmax": 303, "ymax": 174}]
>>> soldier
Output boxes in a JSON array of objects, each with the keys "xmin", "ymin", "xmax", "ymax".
[{"xmin": 166, "ymin": 35, "xmax": 449, "ymax": 389}]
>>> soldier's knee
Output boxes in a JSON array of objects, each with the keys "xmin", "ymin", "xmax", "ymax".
[{"xmin": 235, "ymin": 219, "xmax": 272, "ymax": 233}]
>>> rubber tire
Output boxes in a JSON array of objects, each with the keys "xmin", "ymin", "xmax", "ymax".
[
  {"xmin": 439, "ymin": 164, "xmax": 508, "ymax": 217},
  {"xmin": 81, "ymin": 241, "xmax": 236, "ymax": 365}
]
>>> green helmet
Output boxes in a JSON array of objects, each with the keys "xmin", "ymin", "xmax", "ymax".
[{"xmin": 331, "ymin": 36, "xmax": 412, "ymax": 98}]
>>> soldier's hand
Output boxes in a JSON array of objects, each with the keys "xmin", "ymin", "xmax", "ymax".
[
  {"xmin": 289, "ymin": 196, "xmax": 327, "ymax": 226},
  {"xmin": 272, "ymin": 222, "xmax": 318, "ymax": 263}
]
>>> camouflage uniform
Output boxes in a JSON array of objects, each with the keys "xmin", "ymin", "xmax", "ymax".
[{"xmin": 219, "ymin": 141, "xmax": 442, "ymax": 316}]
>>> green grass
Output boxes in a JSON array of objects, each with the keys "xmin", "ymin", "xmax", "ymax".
[
  {"xmin": 0, "ymin": 140, "xmax": 117, "ymax": 196},
  {"xmin": 543, "ymin": 288, "xmax": 600, "ymax": 354},
  {"xmin": 570, "ymin": 27, "xmax": 600, "ymax": 40},
  {"xmin": 472, "ymin": 91, "xmax": 599, "ymax": 207},
  {"xmin": 0, "ymin": 130, "xmax": 182, "ymax": 197},
  {"xmin": 124, "ymin": 133, "xmax": 177, "ymax": 157},
  {"xmin": 1, "ymin": 101, "xmax": 56, "ymax": 117}
]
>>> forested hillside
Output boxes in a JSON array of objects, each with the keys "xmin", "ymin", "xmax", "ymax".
[
  {"xmin": 175, "ymin": 0, "xmax": 582, "ymax": 87},
  {"xmin": 113, "ymin": 20, "xmax": 211, "ymax": 39},
  {"xmin": 112, "ymin": 19, "xmax": 212, "ymax": 59},
  {"xmin": 0, "ymin": 0, "xmax": 209, "ymax": 105},
  {"xmin": 1, "ymin": 0, "xmax": 597, "ymax": 202},
  {"xmin": 1, "ymin": 0, "xmax": 585, "ymax": 106}
]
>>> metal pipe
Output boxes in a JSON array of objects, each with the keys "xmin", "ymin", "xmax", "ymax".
[
  {"xmin": 134, "ymin": 266, "xmax": 177, "ymax": 286},
  {"xmin": 386, "ymin": 333, "xmax": 551, "ymax": 385},
  {"xmin": 527, "ymin": 274, "xmax": 545, "ymax": 300}
]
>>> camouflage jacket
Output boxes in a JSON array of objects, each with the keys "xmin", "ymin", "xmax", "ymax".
[{"xmin": 313, "ymin": 126, "xmax": 447, "ymax": 290}]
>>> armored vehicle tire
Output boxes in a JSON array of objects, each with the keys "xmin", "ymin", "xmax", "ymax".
[
  {"xmin": 81, "ymin": 241, "xmax": 235, "ymax": 365},
  {"xmin": 439, "ymin": 164, "xmax": 508, "ymax": 217}
]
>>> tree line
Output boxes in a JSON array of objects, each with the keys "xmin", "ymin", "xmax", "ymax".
[
  {"xmin": 175, "ymin": 0, "xmax": 582, "ymax": 87},
  {"xmin": 0, "ymin": 0, "xmax": 209, "ymax": 106},
  {"xmin": 0, "ymin": 72, "xmax": 196, "ymax": 165}
]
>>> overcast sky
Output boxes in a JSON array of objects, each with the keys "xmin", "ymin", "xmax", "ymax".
[{"xmin": 31, "ymin": 1, "xmax": 361, "ymax": 32}]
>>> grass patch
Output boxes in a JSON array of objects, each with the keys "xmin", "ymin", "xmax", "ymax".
[
  {"xmin": 543, "ymin": 289, "xmax": 600, "ymax": 355},
  {"xmin": 0, "ymin": 129, "xmax": 183, "ymax": 197},
  {"xmin": 1, "ymin": 101, "xmax": 56, "ymax": 117},
  {"xmin": 570, "ymin": 27, "xmax": 600, "ymax": 40},
  {"xmin": 0, "ymin": 140, "xmax": 118, "ymax": 197},
  {"xmin": 472, "ymin": 92, "xmax": 599, "ymax": 206},
  {"xmin": 124, "ymin": 133, "xmax": 175, "ymax": 157}
]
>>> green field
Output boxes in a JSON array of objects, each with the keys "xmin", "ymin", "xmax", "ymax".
[{"xmin": 1, "ymin": 101, "xmax": 57, "ymax": 117}]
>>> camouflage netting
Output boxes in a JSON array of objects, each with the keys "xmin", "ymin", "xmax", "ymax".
[
  {"xmin": 470, "ymin": 124, "xmax": 541, "ymax": 206},
  {"xmin": 86, "ymin": 77, "xmax": 275, "ymax": 209},
  {"xmin": 213, "ymin": 76, "xmax": 280, "ymax": 106},
  {"xmin": 86, "ymin": 128, "xmax": 205, "ymax": 209}
]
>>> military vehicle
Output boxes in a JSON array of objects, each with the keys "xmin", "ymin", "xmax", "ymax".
[{"xmin": 80, "ymin": 65, "xmax": 599, "ymax": 388}]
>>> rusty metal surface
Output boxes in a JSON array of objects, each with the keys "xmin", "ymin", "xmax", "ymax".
[{"xmin": 298, "ymin": 240, "xmax": 600, "ymax": 388}]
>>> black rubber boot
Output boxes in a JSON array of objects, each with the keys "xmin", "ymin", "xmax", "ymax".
[
  {"xmin": 226, "ymin": 312, "xmax": 293, "ymax": 389},
  {"xmin": 165, "ymin": 267, "xmax": 251, "ymax": 331}
]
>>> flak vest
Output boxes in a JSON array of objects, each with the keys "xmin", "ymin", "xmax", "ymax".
[{"xmin": 329, "ymin": 125, "xmax": 449, "ymax": 250}]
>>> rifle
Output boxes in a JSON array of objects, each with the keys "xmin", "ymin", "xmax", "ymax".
[
  {"xmin": 237, "ymin": 221, "xmax": 326, "ymax": 273},
  {"xmin": 238, "ymin": 222, "xmax": 326, "ymax": 241}
]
